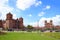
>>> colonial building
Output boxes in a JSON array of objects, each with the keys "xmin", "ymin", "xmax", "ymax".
[
  {"xmin": 44, "ymin": 20, "xmax": 54, "ymax": 29},
  {"xmin": 0, "ymin": 12, "xmax": 24, "ymax": 30}
]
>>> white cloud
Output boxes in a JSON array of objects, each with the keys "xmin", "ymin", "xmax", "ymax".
[
  {"xmin": 0, "ymin": 0, "xmax": 8, "ymax": 5},
  {"xmin": 13, "ymin": 14, "xmax": 17, "ymax": 19},
  {"xmin": 43, "ymin": 5, "xmax": 51, "ymax": 10},
  {"xmin": 46, "ymin": 5, "xmax": 51, "ymax": 9},
  {"xmin": 16, "ymin": 0, "xmax": 42, "ymax": 10},
  {"xmin": 0, "ymin": 12, "xmax": 2, "ymax": 17},
  {"xmin": 35, "ymin": 1, "xmax": 42, "ymax": 7},
  {"xmin": 0, "ymin": 0, "xmax": 16, "ymax": 20},
  {"xmin": 28, "ymin": 14, "xmax": 32, "ymax": 17},
  {"xmin": 38, "ymin": 11, "xmax": 45, "ymax": 17},
  {"xmin": 29, "ymin": 15, "xmax": 60, "ymax": 27},
  {"xmin": 29, "ymin": 22, "xmax": 38, "ymax": 27},
  {"xmin": 16, "ymin": 0, "xmax": 36, "ymax": 10}
]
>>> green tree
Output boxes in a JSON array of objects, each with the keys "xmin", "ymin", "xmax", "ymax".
[{"xmin": 27, "ymin": 25, "xmax": 33, "ymax": 32}]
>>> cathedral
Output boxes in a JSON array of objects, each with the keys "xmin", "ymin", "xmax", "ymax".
[
  {"xmin": 0, "ymin": 12, "xmax": 24, "ymax": 30},
  {"xmin": 44, "ymin": 20, "xmax": 54, "ymax": 29}
]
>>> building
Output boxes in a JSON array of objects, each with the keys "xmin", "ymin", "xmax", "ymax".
[
  {"xmin": 0, "ymin": 12, "xmax": 24, "ymax": 30},
  {"xmin": 0, "ymin": 20, "xmax": 3, "ymax": 28},
  {"xmin": 44, "ymin": 20, "xmax": 54, "ymax": 30}
]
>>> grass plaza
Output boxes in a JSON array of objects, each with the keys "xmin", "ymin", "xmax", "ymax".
[{"xmin": 0, "ymin": 31, "xmax": 60, "ymax": 40}]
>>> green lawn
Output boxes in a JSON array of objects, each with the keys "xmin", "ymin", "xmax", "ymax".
[{"xmin": 0, "ymin": 32, "xmax": 60, "ymax": 40}]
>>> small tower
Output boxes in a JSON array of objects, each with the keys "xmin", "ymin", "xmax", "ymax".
[
  {"xmin": 45, "ymin": 20, "xmax": 47, "ymax": 23},
  {"xmin": 6, "ymin": 12, "xmax": 13, "ymax": 20},
  {"xmin": 50, "ymin": 20, "xmax": 52, "ymax": 25},
  {"xmin": 45, "ymin": 20, "xmax": 47, "ymax": 25},
  {"xmin": 19, "ymin": 17, "xmax": 24, "ymax": 30},
  {"xmin": 19, "ymin": 17, "xmax": 23, "ymax": 22},
  {"xmin": 44, "ymin": 20, "xmax": 47, "ymax": 28},
  {"xmin": 50, "ymin": 20, "xmax": 53, "ymax": 28}
]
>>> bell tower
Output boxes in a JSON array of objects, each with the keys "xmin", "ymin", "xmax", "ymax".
[
  {"xmin": 6, "ymin": 12, "xmax": 13, "ymax": 20},
  {"xmin": 45, "ymin": 20, "xmax": 47, "ymax": 25},
  {"xmin": 6, "ymin": 12, "xmax": 13, "ymax": 29},
  {"xmin": 19, "ymin": 17, "xmax": 24, "ymax": 30},
  {"xmin": 50, "ymin": 20, "xmax": 52, "ymax": 25}
]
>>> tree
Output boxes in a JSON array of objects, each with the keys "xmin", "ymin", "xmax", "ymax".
[{"xmin": 27, "ymin": 25, "xmax": 33, "ymax": 32}]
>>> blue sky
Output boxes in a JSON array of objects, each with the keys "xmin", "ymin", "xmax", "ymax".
[{"xmin": 0, "ymin": 0, "xmax": 60, "ymax": 27}]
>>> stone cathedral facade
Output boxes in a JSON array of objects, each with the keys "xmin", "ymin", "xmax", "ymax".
[{"xmin": 0, "ymin": 12, "xmax": 24, "ymax": 30}]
